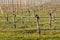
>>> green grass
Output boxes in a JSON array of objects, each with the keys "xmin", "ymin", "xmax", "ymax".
[{"xmin": 0, "ymin": 30, "xmax": 60, "ymax": 40}]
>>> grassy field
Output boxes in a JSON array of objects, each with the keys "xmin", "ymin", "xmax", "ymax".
[
  {"xmin": 0, "ymin": 4, "xmax": 60, "ymax": 40},
  {"xmin": 0, "ymin": 30, "xmax": 60, "ymax": 40}
]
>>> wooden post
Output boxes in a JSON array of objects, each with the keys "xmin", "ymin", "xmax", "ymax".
[
  {"xmin": 6, "ymin": 0, "xmax": 9, "ymax": 21},
  {"xmin": 35, "ymin": 14, "xmax": 41, "ymax": 34},
  {"xmin": 49, "ymin": 10, "xmax": 56, "ymax": 33},
  {"xmin": 13, "ymin": 11, "xmax": 16, "ymax": 28},
  {"xmin": 49, "ymin": 10, "xmax": 56, "ymax": 28},
  {"xmin": 49, "ymin": 13, "xmax": 52, "ymax": 28},
  {"xmin": 12, "ymin": 0, "xmax": 16, "ymax": 28}
]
